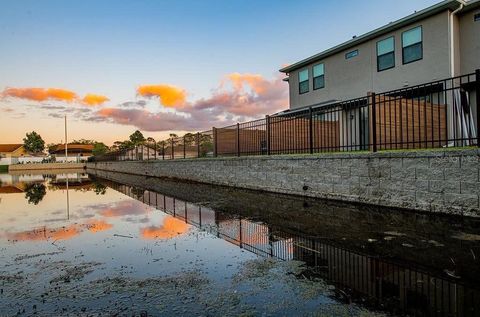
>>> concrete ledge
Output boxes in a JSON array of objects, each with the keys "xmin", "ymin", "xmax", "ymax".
[
  {"xmin": 9, "ymin": 163, "xmax": 86, "ymax": 171},
  {"xmin": 87, "ymin": 149, "xmax": 480, "ymax": 217}
]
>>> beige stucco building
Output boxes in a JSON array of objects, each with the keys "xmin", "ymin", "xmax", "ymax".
[
  {"xmin": 280, "ymin": 0, "xmax": 480, "ymax": 110},
  {"xmin": 0, "ymin": 144, "xmax": 47, "ymax": 165},
  {"xmin": 0, "ymin": 144, "xmax": 28, "ymax": 159}
]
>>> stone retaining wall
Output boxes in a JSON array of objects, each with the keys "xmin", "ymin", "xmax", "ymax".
[
  {"xmin": 87, "ymin": 149, "xmax": 480, "ymax": 217},
  {"xmin": 9, "ymin": 162, "xmax": 86, "ymax": 171}
]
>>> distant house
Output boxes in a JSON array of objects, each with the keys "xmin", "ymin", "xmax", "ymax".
[
  {"xmin": 0, "ymin": 144, "xmax": 45, "ymax": 165},
  {"xmin": 50, "ymin": 144, "xmax": 94, "ymax": 162},
  {"xmin": 0, "ymin": 144, "xmax": 27, "ymax": 159}
]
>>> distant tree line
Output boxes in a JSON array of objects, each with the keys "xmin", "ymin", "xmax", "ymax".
[{"xmin": 20, "ymin": 129, "xmax": 214, "ymax": 158}]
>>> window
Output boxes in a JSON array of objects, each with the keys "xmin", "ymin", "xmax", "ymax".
[
  {"xmin": 402, "ymin": 26, "xmax": 422, "ymax": 64},
  {"xmin": 299, "ymin": 69, "xmax": 309, "ymax": 94},
  {"xmin": 474, "ymin": 13, "xmax": 480, "ymax": 22},
  {"xmin": 377, "ymin": 37, "xmax": 395, "ymax": 71},
  {"xmin": 313, "ymin": 64, "xmax": 325, "ymax": 90},
  {"xmin": 345, "ymin": 50, "xmax": 359, "ymax": 59}
]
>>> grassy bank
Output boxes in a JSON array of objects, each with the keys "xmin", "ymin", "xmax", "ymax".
[{"xmin": 0, "ymin": 165, "xmax": 8, "ymax": 173}]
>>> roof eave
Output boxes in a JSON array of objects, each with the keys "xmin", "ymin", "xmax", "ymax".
[
  {"xmin": 279, "ymin": 0, "xmax": 462, "ymax": 74},
  {"xmin": 461, "ymin": 0, "xmax": 480, "ymax": 12}
]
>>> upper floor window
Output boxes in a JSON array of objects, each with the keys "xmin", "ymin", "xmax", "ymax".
[
  {"xmin": 474, "ymin": 12, "xmax": 480, "ymax": 22},
  {"xmin": 402, "ymin": 26, "xmax": 422, "ymax": 64},
  {"xmin": 299, "ymin": 69, "xmax": 309, "ymax": 94},
  {"xmin": 313, "ymin": 63, "xmax": 325, "ymax": 90},
  {"xmin": 345, "ymin": 50, "xmax": 359, "ymax": 59},
  {"xmin": 377, "ymin": 37, "xmax": 395, "ymax": 71}
]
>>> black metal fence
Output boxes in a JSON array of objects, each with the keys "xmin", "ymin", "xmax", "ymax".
[{"xmin": 92, "ymin": 70, "xmax": 479, "ymax": 162}]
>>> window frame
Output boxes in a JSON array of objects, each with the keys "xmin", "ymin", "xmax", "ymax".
[
  {"xmin": 345, "ymin": 49, "xmax": 359, "ymax": 60},
  {"xmin": 298, "ymin": 68, "xmax": 309, "ymax": 95},
  {"xmin": 475, "ymin": 13, "xmax": 480, "ymax": 22},
  {"xmin": 402, "ymin": 26, "xmax": 423, "ymax": 65},
  {"xmin": 313, "ymin": 63, "xmax": 325, "ymax": 90},
  {"xmin": 376, "ymin": 36, "xmax": 395, "ymax": 72}
]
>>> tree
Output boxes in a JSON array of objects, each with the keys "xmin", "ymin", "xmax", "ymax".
[
  {"xmin": 184, "ymin": 133, "xmax": 195, "ymax": 146},
  {"xmin": 24, "ymin": 183, "xmax": 46, "ymax": 205},
  {"xmin": 129, "ymin": 130, "xmax": 146, "ymax": 146},
  {"xmin": 199, "ymin": 133, "xmax": 213, "ymax": 157},
  {"xmin": 146, "ymin": 137, "xmax": 156, "ymax": 145},
  {"xmin": 131, "ymin": 187, "xmax": 145, "ymax": 198},
  {"xmin": 92, "ymin": 142, "xmax": 109, "ymax": 156},
  {"xmin": 114, "ymin": 140, "xmax": 134, "ymax": 151},
  {"xmin": 72, "ymin": 139, "xmax": 95, "ymax": 145},
  {"xmin": 46, "ymin": 143, "xmax": 57, "ymax": 154},
  {"xmin": 23, "ymin": 131, "xmax": 45, "ymax": 153},
  {"xmin": 157, "ymin": 140, "xmax": 167, "ymax": 155},
  {"xmin": 92, "ymin": 182, "xmax": 107, "ymax": 195}
]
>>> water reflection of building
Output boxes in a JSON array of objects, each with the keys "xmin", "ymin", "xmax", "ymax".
[
  {"xmin": 0, "ymin": 174, "xmax": 45, "ymax": 195},
  {"xmin": 103, "ymin": 180, "xmax": 479, "ymax": 317},
  {"xmin": 50, "ymin": 173, "xmax": 92, "ymax": 190},
  {"xmin": 0, "ymin": 173, "xmax": 91, "ymax": 193}
]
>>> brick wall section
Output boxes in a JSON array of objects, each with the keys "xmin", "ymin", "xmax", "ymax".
[{"xmin": 87, "ymin": 149, "xmax": 480, "ymax": 217}]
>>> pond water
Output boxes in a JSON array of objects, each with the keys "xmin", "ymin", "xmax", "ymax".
[{"xmin": 0, "ymin": 170, "xmax": 479, "ymax": 316}]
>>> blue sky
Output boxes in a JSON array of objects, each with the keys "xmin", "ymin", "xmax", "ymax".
[{"xmin": 0, "ymin": 0, "xmax": 440, "ymax": 144}]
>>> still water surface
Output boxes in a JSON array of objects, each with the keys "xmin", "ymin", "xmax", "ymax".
[{"xmin": 0, "ymin": 170, "xmax": 479, "ymax": 316}]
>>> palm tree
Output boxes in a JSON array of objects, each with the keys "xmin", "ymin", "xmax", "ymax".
[{"xmin": 146, "ymin": 137, "xmax": 157, "ymax": 159}]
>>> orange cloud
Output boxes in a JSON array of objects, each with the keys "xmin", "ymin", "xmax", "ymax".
[
  {"xmin": 97, "ymin": 108, "xmax": 116, "ymax": 117},
  {"xmin": 137, "ymin": 84, "xmax": 186, "ymax": 108},
  {"xmin": 193, "ymin": 72, "xmax": 288, "ymax": 117},
  {"xmin": 141, "ymin": 217, "xmax": 188, "ymax": 240},
  {"xmin": 86, "ymin": 220, "xmax": 113, "ymax": 233},
  {"xmin": 1, "ymin": 87, "xmax": 77, "ymax": 102},
  {"xmin": 227, "ymin": 73, "xmax": 269, "ymax": 95},
  {"xmin": 82, "ymin": 94, "xmax": 109, "ymax": 106},
  {"xmin": 6, "ymin": 225, "xmax": 80, "ymax": 241}
]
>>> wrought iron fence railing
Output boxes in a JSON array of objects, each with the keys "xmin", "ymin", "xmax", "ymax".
[{"xmin": 92, "ymin": 70, "xmax": 480, "ymax": 162}]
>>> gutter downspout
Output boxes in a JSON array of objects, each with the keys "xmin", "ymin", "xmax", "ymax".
[
  {"xmin": 447, "ymin": 1, "xmax": 465, "ymax": 146},
  {"xmin": 450, "ymin": 1, "xmax": 464, "ymax": 77}
]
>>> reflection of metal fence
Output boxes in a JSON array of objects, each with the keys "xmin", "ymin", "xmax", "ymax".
[
  {"xmin": 92, "ymin": 70, "xmax": 480, "ymax": 162},
  {"xmin": 102, "ymin": 178, "xmax": 480, "ymax": 317}
]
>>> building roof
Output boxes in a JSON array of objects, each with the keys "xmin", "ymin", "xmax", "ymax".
[
  {"xmin": 51, "ymin": 143, "xmax": 94, "ymax": 154},
  {"xmin": 279, "ymin": 0, "xmax": 468, "ymax": 74},
  {"xmin": 0, "ymin": 144, "xmax": 23, "ymax": 153},
  {"xmin": 0, "ymin": 186, "xmax": 24, "ymax": 194},
  {"xmin": 462, "ymin": 0, "xmax": 480, "ymax": 11}
]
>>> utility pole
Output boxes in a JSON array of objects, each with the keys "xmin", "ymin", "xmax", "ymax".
[{"xmin": 64, "ymin": 115, "xmax": 68, "ymax": 162}]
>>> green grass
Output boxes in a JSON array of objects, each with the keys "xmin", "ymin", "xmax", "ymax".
[
  {"xmin": 377, "ymin": 145, "xmax": 477, "ymax": 153},
  {"xmin": 0, "ymin": 165, "xmax": 8, "ymax": 173}
]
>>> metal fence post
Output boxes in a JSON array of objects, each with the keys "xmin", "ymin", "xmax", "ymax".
[
  {"xmin": 371, "ymin": 92, "xmax": 377, "ymax": 152},
  {"xmin": 309, "ymin": 107, "xmax": 313, "ymax": 154},
  {"xmin": 183, "ymin": 136, "xmax": 186, "ymax": 159},
  {"xmin": 476, "ymin": 69, "xmax": 480, "ymax": 148},
  {"xmin": 266, "ymin": 115, "xmax": 271, "ymax": 155},
  {"xmin": 154, "ymin": 143, "xmax": 157, "ymax": 160},
  {"xmin": 196, "ymin": 132, "xmax": 200, "ymax": 158},
  {"xmin": 171, "ymin": 138, "xmax": 174, "ymax": 159},
  {"xmin": 237, "ymin": 123, "xmax": 240, "ymax": 157},
  {"xmin": 213, "ymin": 127, "xmax": 217, "ymax": 157},
  {"xmin": 162, "ymin": 143, "xmax": 165, "ymax": 160}
]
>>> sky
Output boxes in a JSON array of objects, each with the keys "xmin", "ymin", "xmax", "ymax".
[{"xmin": 0, "ymin": 0, "xmax": 440, "ymax": 146}]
